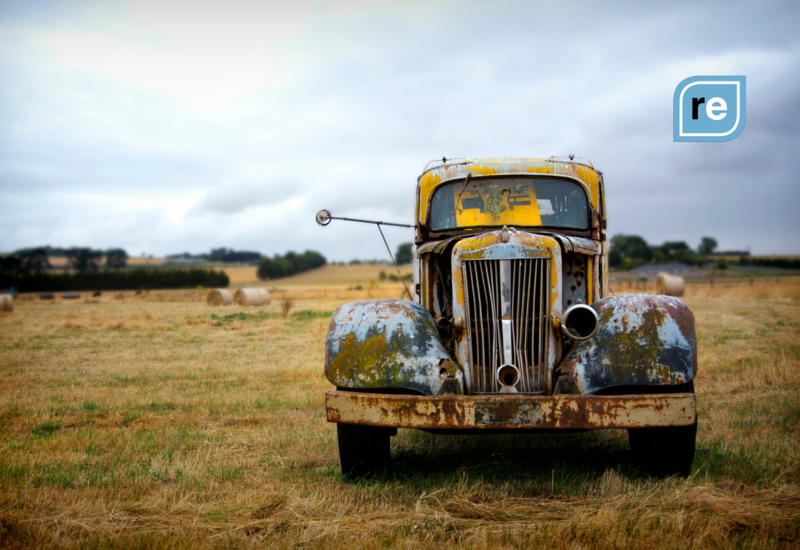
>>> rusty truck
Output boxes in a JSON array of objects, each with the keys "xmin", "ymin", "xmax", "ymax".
[{"xmin": 320, "ymin": 157, "xmax": 697, "ymax": 478}]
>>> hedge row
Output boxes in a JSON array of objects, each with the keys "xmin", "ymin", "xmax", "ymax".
[
  {"xmin": 257, "ymin": 250, "xmax": 326, "ymax": 280},
  {"xmin": 0, "ymin": 268, "xmax": 229, "ymax": 293},
  {"xmin": 738, "ymin": 257, "xmax": 800, "ymax": 270}
]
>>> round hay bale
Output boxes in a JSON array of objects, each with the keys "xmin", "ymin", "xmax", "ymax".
[
  {"xmin": 207, "ymin": 289, "xmax": 232, "ymax": 306},
  {"xmin": 234, "ymin": 288, "xmax": 265, "ymax": 307},
  {"xmin": 0, "ymin": 294, "xmax": 12, "ymax": 313},
  {"xmin": 657, "ymin": 273, "xmax": 685, "ymax": 297},
  {"xmin": 257, "ymin": 288, "xmax": 272, "ymax": 306}
]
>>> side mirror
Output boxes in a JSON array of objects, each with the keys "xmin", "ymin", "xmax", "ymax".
[{"xmin": 316, "ymin": 209, "xmax": 332, "ymax": 226}]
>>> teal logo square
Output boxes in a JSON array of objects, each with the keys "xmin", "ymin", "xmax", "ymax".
[{"xmin": 674, "ymin": 76, "xmax": 746, "ymax": 142}]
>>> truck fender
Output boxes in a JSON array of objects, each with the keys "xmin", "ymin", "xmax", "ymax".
[
  {"xmin": 554, "ymin": 294, "xmax": 697, "ymax": 395},
  {"xmin": 325, "ymin": 299, "xmax": 462, "ymax": 396}
]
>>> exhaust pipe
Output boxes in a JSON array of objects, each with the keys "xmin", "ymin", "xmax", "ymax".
[
  {"xmin": 562, "ymin": 304, "xmax": 599, "ymax": 340},
  {"xmin": 496, "ymin": 364, "xmax": 520, "ymax": 388}
]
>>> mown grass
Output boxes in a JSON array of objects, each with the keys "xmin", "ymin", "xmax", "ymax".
[{"xmin": 0, "ymin": 281, "xmax": 798, "ymax": 548}]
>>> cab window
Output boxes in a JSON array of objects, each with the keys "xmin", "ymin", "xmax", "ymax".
[{"xmin": 429, "ymin": 177, "xmax": 589, "ymax": 231}]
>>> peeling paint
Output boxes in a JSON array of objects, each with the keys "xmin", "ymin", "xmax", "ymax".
[
  {"xmin": 325, "ymin": 299, "xmax": 463, "ymax": 395},
  {"xmin": 418, "ymin": 158, "xmax": 602, "ymax": 227},
  {"xmin": 324, "ymin": 157, "xmax": 698, "ymax": 437},
  {"xmin": 326, "ymin": 390, "xmax": 696, "ymax": 429},
  {"xmin": 484, "ymin": 185, "xmax": 506, "ymax": 221},
  {"xmin": 557, "ymin": 295, "xmax": 697, "ymax": 395}
]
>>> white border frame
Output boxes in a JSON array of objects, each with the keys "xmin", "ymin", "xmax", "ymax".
[{"xmin": 678, "ymin": 81, "xmax": 741, "ymax": 137}]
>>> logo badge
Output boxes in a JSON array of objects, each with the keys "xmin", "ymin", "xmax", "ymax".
[{"xmin": 673, "ymin": 76, "xmax": 746, "ymax": 142}]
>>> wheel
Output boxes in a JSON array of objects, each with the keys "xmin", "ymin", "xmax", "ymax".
[
  {"xmin": 627, "ymin": 381, "xmax": 697, "ymax": 477},
  {"xmin": 337, "ymin": 423, "xmax": 393, "ymax": 479}
]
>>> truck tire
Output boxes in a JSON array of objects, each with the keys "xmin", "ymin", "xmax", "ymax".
[
  {"xmin": 627, "ymin": 381, "xmax": 696, "ymax": 477},
  {"xmin": 337, "ymin": 423, "xmax": 392, "ymax": 479}
]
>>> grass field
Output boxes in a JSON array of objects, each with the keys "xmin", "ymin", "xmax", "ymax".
[{"xmin": 0, "ymin": 271, "xmax": 798, "ymax": 549}]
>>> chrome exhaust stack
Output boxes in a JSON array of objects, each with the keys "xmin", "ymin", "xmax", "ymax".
[{"xmin": 562, "ymin": 304, "xmax": 599, "ymax": 340}]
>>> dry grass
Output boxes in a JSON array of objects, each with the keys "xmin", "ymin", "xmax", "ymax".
[
  {"xmin": 15, "ymin": 265, "xmax": 416, "ymax": 305},
  {"xmin": 280, "ymin": 298, "xmax": 295, "ymax": 319},
  {"xmin": 226, "ymin": 264, "xmax": 414, "ymax": 291},
  {"xmin": 614, "ymin": 277, "xmax": 800, "ymax": 301},
  {"xmin": 0, "ymin": 279, "xmax": 798, "ymax": 548}
]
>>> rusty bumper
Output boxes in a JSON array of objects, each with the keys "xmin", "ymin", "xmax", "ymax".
[{"xmin": 326, "ymin": 390, "xmax": 696, "ymax": 430}]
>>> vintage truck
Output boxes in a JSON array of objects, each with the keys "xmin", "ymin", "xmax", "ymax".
[{"xmin": 321, "ymin": 157, "xmax": 697, "ymax": 478}]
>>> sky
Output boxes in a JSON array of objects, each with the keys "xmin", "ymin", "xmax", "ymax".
[{"xmin": 1, "ymin": 0, "xmax": 798, "ymax": 261}]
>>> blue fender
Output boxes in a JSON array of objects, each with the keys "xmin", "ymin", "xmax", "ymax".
[
  {"xmin": 554, "ymin": 294, "xmax": 697, "ymax": 395},
  {"xmin": 325, "ymin": 299, "xmax": 462, "ymax": 395}
]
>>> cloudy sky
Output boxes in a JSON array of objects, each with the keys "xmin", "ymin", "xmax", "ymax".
[{"xmin": 1, "ymin": 0, "xmax": 798, "ymax": 260}]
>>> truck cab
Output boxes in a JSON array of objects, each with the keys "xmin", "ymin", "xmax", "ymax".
[{"xmin": 323, "ymin": 158, "xmax": 697, "ymax": 478}]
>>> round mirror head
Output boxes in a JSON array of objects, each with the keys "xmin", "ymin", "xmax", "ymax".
[{"xmin": 316, "ymin": 209, "xmax": 332, "ymax": 226}]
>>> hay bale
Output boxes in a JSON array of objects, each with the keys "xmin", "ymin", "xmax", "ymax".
[
  {"xmin": 207, "ymin": 289, "xmax": 233, "ymax": 306},
  {"xmin": 257, "ymin": 288, "xmax": 272, "ymax": 306},
  {"xmin": 234, "ymin": 288, "xmax": 267, "ymax": 307},
  {"xmin": 657, "ymin": 273, "xmax": 685, "ymax": 297},
  {"xmin": 0, "ymin": 294, "xmax": 12, "ymax": 312}
]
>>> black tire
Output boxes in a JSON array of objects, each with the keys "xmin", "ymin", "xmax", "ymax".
[
  {"xmin": 627, "ymin": 381, "xmax": 697, "ymax": 477},
  {"xmin": 337, "ymin": 423, "xmax": 392, "ymax": 479}
]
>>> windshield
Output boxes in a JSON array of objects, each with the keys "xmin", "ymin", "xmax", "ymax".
[{"xmin": 429, "ymin": 177, "xmax": 589, "ymax": 231}]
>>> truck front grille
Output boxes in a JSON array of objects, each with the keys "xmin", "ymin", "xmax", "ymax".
[{"xmin": 463, "ymin": 258, "xmax": 550, "ymax": 394}]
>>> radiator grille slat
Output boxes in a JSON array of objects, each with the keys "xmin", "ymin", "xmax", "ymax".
[{"xmin": 464, "ymin": 258, "xmax": 550, "ymax": 394}]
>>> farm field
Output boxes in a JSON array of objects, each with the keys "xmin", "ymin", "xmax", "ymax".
[
  {"xmin": 0, "ymin": 276, "xmax": 798, "ymax": 548},
  {"xmin": 224, "ymin": 263, "xmax": 414, "ymax": 290}
]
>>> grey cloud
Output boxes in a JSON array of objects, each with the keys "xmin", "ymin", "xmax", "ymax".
[
  {"xmin": 1, "ymin": 0, "xmax": 799, "ymax": 256},
  {"xmin": 191, "ymin": 178, "xmax": 305, "ymax": 215}
]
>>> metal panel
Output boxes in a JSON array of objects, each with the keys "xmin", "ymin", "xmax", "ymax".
[
  {"xmin": 324, "ymin": 299, "xmax": 462, "ymax": 395},
  {"xmin": 325, "ymin": 390, "xmax": 697, "ymax": 429},
  {"xmin": 556, "ymin": 294, "xmax": 697, "ymax": 395},
  {"xmin": 463, "ymin": 258, "xmax": 550, "ymax": 394}
]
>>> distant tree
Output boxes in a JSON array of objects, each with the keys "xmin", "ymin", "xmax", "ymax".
[
  {"xmin": 257, "ymin": 250, "xmax": 326, "ymax": 280},
  {"xmin": 18, "ymin": 247, "xmax": 51, "ymax": 271},
  {"xmin": 609, "ymin": 235, "xmax": 653, "ymax": 269},
  {"xmin": 698, "ymin": 236, "xmax": 718, "ymax": 256},
  {"xmin": 65, "ymin": 247, "xmax": 103, "ymax": 271},
  {"xmin": 207, "ymin": 248, "xmax": 262, "ymax": 263},
  {"xmin": 209, "ymin": 247, "xmax": 229, "ymax": 262},
  {"xmin": 655, "ymin": 241, "xmax": 696, "ymax": 265},
  {"xmin": 395, "ymin": 243, "xmax": 413, "ymax": 265},
  {"xmin": 105, "ymin": 248, "xmax": 129, "ymax": 269},
  {"xmin": 608, "ymin": 247, "xmax": 623, "ymax": 269}
]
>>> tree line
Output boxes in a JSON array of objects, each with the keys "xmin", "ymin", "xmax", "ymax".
[
  {"xmin": 167, "ymin": 248, "xmax": 262, "ymax": 263},
  {"xmin": 738, "ymin": 256, "xmax": 800, "ymax": 270},
  {"xmin": 327, "ymin": 243, "xmax": 414, "ymax": 266},
  {"xmin": 257, "ymin": 250, "xmax": 327, "ymax": 280},
  {"xmin": 1, "ymin": 247, "xmax": 129, "ymax": 272},
  {"xmin": 0, "ymin": 268, "xmax": 229, "ymax": 293},
  {"xmin": 609, "ymin": 235, "xmax": 720, "ymax": 270}
]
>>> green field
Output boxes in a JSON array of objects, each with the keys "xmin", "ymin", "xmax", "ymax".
[{"xmin": 0, "ymin": 273, "xmax": 798, "ymax": 548}]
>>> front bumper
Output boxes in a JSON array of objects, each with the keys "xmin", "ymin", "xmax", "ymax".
[{"xmin": 325, "ymin": 390, "xmax": 696, "ymax": 430}]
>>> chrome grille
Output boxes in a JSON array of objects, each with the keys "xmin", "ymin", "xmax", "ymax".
[{"xmin": 463, "ymin": 258, "xmax": 550, "ymax": 394}]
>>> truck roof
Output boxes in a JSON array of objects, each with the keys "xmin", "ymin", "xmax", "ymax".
[{"xmin": 417, "ymin": 157, "xmax": 604, "ymax": 227}]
